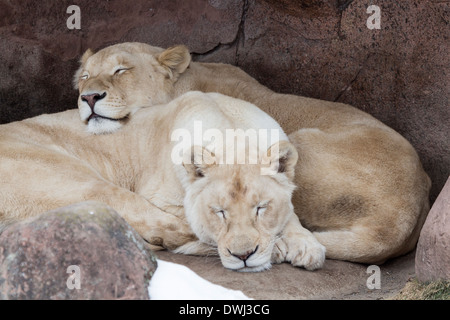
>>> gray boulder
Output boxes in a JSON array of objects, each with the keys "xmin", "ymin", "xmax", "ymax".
[
  {"xmin": 416, "ymin": 177, "xmax": 450, "ymax": 282},
  {"xmin": 0, "ymin": 201, "xmax": 157, "ymax": 300}
]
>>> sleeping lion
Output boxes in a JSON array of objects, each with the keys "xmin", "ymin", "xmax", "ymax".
[
  {"xmin": 73, "ymin": 42, "xmax": 431, "ymax": 264},
  {"xmin": 0, "ymin": 91, "xmax": 325, "ymax": 272}
]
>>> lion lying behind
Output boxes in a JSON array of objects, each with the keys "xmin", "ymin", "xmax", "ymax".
[
  {"xmin": 73, "ymin": 42, "xmax": 432, "ymax": 264},
  {"xmin": 0, "ymin": 91, "xmax": 325, "ymax": 272}
]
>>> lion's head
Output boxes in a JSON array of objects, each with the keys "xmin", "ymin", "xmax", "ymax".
[
  {"xmin": 182, "ymin": 141, "xmax": 298, "ymax": 272},
  {"xmin": 74, "ymin": 42, "xmax": 191, "ymax": 134}
]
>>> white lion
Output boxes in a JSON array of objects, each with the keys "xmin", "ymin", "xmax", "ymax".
[
  {"xmin": 72, "ymin": 42, "xmax": 431, "ymax": 264},
  {"xmin": 0, "ymin": 91, "xmax": 325, "ymax": 272}
]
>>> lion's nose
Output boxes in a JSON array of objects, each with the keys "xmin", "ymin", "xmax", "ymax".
[
  {"xmin": 228, "ymin": 245, "xmax": 259, "ymax": 262},
  {"xmin": 81, "ymin": 92, "xmax": 107, "ymax": 110}
]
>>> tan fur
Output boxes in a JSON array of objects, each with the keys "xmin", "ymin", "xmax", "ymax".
[
  {"xmin": 0, "ymin": 91, "xmax": 325, "ymax": 272},
  {"xmin": 73, "ymin": 42, "xmax": 431, "ymax": 264}
]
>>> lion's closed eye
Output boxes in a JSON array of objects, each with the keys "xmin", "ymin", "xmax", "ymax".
[
  {"xmin": 113, "ymin": 66, "xmax": 132, "ymax": 76},
  {"xmin": 256, "ymin": 200, "xmax": 270, "ymax": 217},
  {"xmin": 256, "ymin": 206, "xmax": 266, "ymax": 216},
  {"xmin": 210, "ymin": 206, "xmax": 226, "ymax": 219}
]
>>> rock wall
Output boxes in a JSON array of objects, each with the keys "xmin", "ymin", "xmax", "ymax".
[{"xmin": 0, "ymin": 0, "xmax": 448, "ymax": 202}]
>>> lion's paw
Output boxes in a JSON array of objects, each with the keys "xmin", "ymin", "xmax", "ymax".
[
  {"xmin": 271, "ymin": 237, "xmax": 288, "ymax": 264},
  {"xmin": 273, "ymin": 236, "xmax": 326, "ymax": 271},
  {"xmin": 287, "ymin": 237, "xmax": 326, "ymax": 271}
]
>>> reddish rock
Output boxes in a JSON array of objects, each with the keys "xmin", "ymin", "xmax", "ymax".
[
  {"xmin": 0, "ymin": 0, "xmax": 448, "ymax": 202},
  {"xmin": 0, "ymin": 201, "xmax": 157, "ymax": 300},
  {"xmin": 415, "ymin": 177, "xmax": 450, "ymax": 282}
]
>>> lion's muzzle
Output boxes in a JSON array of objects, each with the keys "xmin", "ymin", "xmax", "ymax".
[{"xmin": 81, "ymin": 92, "xmax": 107, "ymax": 111}]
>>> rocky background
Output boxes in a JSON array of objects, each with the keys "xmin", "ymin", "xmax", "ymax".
[
  {"xmin": 0, "ymin": 0, "xmax": 448, "ymax": 202},
  {"xmin": 0, "ymin": 1, "xmax": 449, "ymax": 298}
]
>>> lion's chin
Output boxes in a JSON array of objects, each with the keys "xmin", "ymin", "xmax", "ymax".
[
  {"xmin": 86, "ymin": 117, "xmax": 124, "ymax": 135},
  {"xmin": 223, "ymin": 260, "xmax": 272, "ymax": 273},
  {"xmin": 234, "ymin": 262, "xmax": 272, "ymax": 273}
]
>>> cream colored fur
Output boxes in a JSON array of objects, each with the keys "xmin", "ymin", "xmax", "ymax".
[
  {"xmin": 0, "ymin": 91, "xmax": 325, "ymax": 272},
  {"xmin": 73, "ymin": 42, "xmax": 431, "ymax": 264}
]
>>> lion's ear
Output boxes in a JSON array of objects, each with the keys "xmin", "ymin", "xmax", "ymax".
[
  {"xmin": 262, "ymin": 141, "xmax": 298, "ymax": 180},
  {"xmin": 157, "ymin": 45, "xmax": 191, "ymax": 77},
  {"xmin": 182, "ymin": 145, "xmax": 216, "ymax": 180},
  {"xmin": 80, "ymin": 48, "xmax": 95, "ymax": 64},
  {"xmin": 73, "ymin": 48, "xmax": 95, "ymax": 90}
]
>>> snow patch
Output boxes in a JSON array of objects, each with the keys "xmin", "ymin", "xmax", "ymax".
[{"xmin": 148, "ymin": 259, "xmax": 251, "ymax": 300}]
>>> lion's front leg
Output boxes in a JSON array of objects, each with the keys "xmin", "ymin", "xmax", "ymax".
[
  {"xmin": 173, "ymin": 240, "xmax": 218, "ymax": 256},
  {"xmin": 271, "ymin": 214, "xmax": 326, "ymax": 271},
  {"xmin": 126, "ymin": 208, "xmax": 198, "ymax": 252},
  {"xmin": 90, "ymin": 184, "xmax": 198, "ymax": 251}
]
